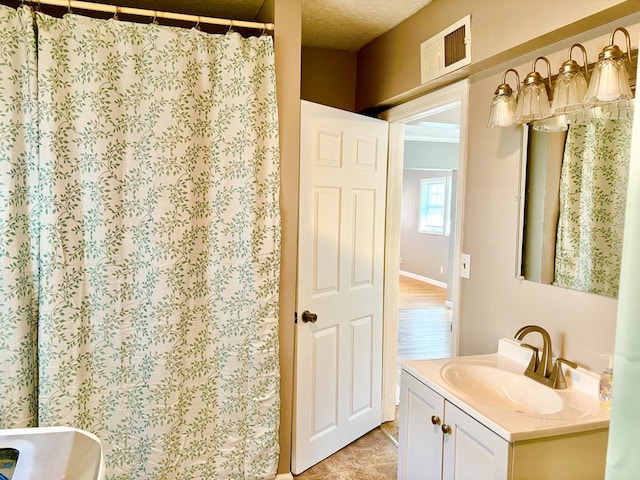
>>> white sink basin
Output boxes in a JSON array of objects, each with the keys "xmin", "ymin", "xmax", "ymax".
[
  {"xmin": 441, "ymin": 360, "xmax": 564, "ymax": 415},
  {"xmin": 403, "ymin": 339, "xmax": 609, "ymax": 442}
]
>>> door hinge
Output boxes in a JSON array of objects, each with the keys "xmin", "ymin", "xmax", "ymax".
[{"xmin": 294, "ymin": 311, "xmax": 298, "ymax": 324}]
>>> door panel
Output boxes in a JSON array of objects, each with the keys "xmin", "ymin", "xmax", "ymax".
[
  {"xmin": 313, "ymin": 187, "xmax": 341, "ymax": 294},
  {"xmin": 311, "ymin": 325, "xmax": 339, "ymax": 438},
  {"xmin": 350, "ymin": 314, "xmax": 373, "ymax": 417},
  {"xmin": 293, "ymin": 100, "xmax": 388, "ymax": 474},
  {"xmin": 352, "ymin": 189, "xmax": 376, "ymax": 286}
]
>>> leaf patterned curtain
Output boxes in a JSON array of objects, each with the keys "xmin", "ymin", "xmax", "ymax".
[
  {"xmin": 555, "ymin": 118, "xmax": 632, "ymax": 297},
  {"xmin": 0, "ymin": 5, "xmax": 39, "ymax": 429},
  {"xmin": 1, "ymin": 6, "xmax": 281, "ymax": 479}
]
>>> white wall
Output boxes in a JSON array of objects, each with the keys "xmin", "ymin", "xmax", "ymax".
[{"xmin": 404, "ymin": 141, "xmax": 459, "ymax": 169}]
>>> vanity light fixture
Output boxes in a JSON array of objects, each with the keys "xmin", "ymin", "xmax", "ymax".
[
  {"xmin": 487, "ymin": 68, "xmax": 520, "ymax": 127},
  {"xmin": 584, "ymin": 27, "xmax": 634, "ymax": 105},
  {"xmin": 515, "ymin": 56, "xmax": 553, "ymax": 124},
  {"xmin": 487, "ymin": 26, "xmax": 636, "ymax": 128},
  {"xmin": 551, "ymin": 44, "xmax": 589, "ymax": 114}
]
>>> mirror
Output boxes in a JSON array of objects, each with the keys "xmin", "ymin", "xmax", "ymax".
[{"xmin": 518, "ymin": 105, "xmax": 634, "ymax": 298}]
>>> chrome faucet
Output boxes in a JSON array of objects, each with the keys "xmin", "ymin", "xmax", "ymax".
[{"xmin": 514, "ymin": 325, "xmax": 577, "ymax": 389}]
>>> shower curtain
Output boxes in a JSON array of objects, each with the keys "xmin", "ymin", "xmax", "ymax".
[
  {"xmin": 554, "ymin": 118, "xmax": 632, "ymax": 297},
  {"xmin": 0, "ymin": 5, "xmax": 39, "ymax": 430},
  {"xmin": 0, "ymin": 5, "xmax": 281, "ymax": 479}
]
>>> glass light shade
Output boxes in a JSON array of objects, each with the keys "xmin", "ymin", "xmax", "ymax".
[
  {"xmin": 515, "ymin": 82, "xmax": 551, "ymax": 124},
  {"xmin": 488, "ymin": 92, "xmax": 516, "ymax": 127},
  {"xmin": 551, "ymin": 71, "xmax": 588, "ymax": 113},
  {"xmin": 488, "ymin": 69, "xmax": 521, "ymax": 128},
  {"xmin": 584, "ymin": 56, "xmax": 632, "ymax": 104}
]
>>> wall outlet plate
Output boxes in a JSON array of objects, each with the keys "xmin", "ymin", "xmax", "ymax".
[{"xmin": 460, "ymin": 253, "xmax": 471, "ymax": 279}]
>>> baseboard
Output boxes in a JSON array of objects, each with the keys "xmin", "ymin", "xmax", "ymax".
[
  {"xmin": 276, "ymin": 473, "xmax": 293, "ymax": 480},
  {"xmin": 400, "ymin": 270, "xmax": 447, "ymax": 289}
]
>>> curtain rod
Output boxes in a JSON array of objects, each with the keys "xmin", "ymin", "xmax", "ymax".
[{"xmin": 25, "ymin": 0, "xmax": 275, "ymax": 31}]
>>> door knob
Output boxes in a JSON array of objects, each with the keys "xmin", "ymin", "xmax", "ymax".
[
  {"xmin": 430, "ymin": 415, "xmax": 441, "ymax": 426},
  {"xmin": 442, "ymin": 424, "xmax": 452, "ymax": 435},
  {"xmin": 301, "ymin": 310, "xmax": 318, "ymax": 323}
]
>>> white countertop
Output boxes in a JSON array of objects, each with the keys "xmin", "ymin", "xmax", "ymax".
[{"xmin": 402, "ymin": 338, "xmax": 610, "ymax": 442}]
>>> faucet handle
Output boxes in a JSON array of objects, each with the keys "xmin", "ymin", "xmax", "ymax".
[
  {"xmin": 550, "ymin": 358, "xmax": 578, "ymax": 389},
  {"xmin": 519, "ymin": 343, "xmax": 539, "ymax": 372}
]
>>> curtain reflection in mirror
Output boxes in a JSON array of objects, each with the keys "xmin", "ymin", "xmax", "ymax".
[
  {"xmin": 555, "ymin": 119, "xmax": 632, "ymax": 296},
  {"xmin": 522, "ymin": 116, "xmax": 633, "ymax": 297}
]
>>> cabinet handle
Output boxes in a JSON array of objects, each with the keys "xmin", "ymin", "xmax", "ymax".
[
  {"xmin": 430, "ymin": 415, "xmax": 441, "ymax": 426},
  {"xmin": 442, "ymin": 424, "xmax": 452, "ymax": 435}
]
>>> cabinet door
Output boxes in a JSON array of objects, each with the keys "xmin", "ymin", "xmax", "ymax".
[
  {"xmin": 442, "ymin": 402, "xmax": 511, "ymax": 480},
  {"xmin": 398, "ymin": 370, "xmax": 446, "ymax": 480}
]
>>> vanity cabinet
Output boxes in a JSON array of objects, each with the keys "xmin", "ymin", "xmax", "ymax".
[
  {"xmin": 398, "ymin": 366, "xmax": 609, "ymax": 480},
  {"xmin": 398, "ymin": 369, "xmax": 509, "ymax": 480}
]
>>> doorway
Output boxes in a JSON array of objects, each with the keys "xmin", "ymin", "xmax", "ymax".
[
  {"xmin": 396, "ymin": 105, "xmax": 461, "ymax": 385},
  {"xmin": 380, "ymin": 80, "xmax": 470, "ymax": 423}
]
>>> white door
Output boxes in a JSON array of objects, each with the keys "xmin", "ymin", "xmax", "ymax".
[{"xmin": 293, "ymin": 100, "xmax": 388, "ymax": 474}]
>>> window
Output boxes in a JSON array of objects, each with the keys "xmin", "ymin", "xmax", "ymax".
[{"xmin": 419, "ymin": 176, "xmax": 451, "ymax": 235}]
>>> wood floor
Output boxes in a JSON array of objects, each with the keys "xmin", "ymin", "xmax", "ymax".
[
  {"xmin": 294, "ymin": 276, "xmax": 451, "ymax": 477},
  {"xmin": 381, "ymin": 275, "xmax": 452, "ymax": 444},
  {"xmin": 396, "ymin": 275, "xmax": 452, "ymax": 379}
]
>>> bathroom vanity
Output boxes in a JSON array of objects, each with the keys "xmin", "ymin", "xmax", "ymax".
[{"xmin": 398, "ymin": 338, "xmax": 610, "ymax": 480}]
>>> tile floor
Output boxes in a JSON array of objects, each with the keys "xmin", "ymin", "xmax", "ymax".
[{"xmin": 292, "ymin": 427, "xmax": 398, "ymax": 479}]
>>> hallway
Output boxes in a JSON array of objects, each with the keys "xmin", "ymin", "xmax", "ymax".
[{"xmin": 396, "ymin": 275, "xmax": 452, "ymax": 379}]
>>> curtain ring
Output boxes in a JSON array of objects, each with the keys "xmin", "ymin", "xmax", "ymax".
[
  {"xmin": 260, "ymin": 25, "xmax": 266, "ymax": 36},
  {"xmin": 113, "ymin": 5, "xmax": 119, "ymax": 20},
  {"xmin": 195, "ymin": 15, "xmax": 201, "ymax": 30},
  {"xmin": 151, "ymin": 10, "xmax": 158, "ymax": 25},
  {"xmin": 67, "ymin": 0, "xmax": 72, "ymax": 14},
  {"xmin": 227, "ymin": 20, "xmax": 233, "ymax": 34}
]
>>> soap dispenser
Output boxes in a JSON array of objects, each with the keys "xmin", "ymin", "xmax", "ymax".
[{"xmin": 599, "ymin": 354, "xmax": 613, "ymax": 410}]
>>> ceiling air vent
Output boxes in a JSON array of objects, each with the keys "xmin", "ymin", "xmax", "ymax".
[{"xmin": 420, "ymin": 15, "xmax": 471, "ymax": 84}]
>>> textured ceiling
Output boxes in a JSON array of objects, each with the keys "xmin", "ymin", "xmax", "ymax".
[
  {"xmin": 96, "ymin": 0, "xmax": 432, "ymax": 52},
  {"xmin": 301, "ymin": 0, "xmax": 432, "ymax": 51}
]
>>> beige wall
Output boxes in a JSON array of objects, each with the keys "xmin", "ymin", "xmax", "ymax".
[
  {"xmin": 257, "ymin": 0, "xmax": 300, "ymax": 475},
  {"xmin": 460, "ymin": 73, "xmax": 618, "ymax": 369},
  {"xmin": 460, "ymin": 15, "xmax": 640, "ymax": 371},
  {"xmin": 363, "ymin": 1, "xmax": 640, "ymax": 373},
  {"xmin": 268, "ymin": 0, "xmax": 640, "ymax": 473},
  {"xmin": 301, "ymin": 47, "xmax": 357, "ymax": 111},
  {"xmin": 273, "ymin": 1, "xmax": 300, "ymax": 473},
  {"xmin": 356, "ymin": 0, "xmax": 636, "ymax": 111}
]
